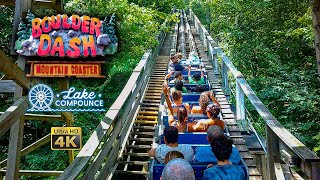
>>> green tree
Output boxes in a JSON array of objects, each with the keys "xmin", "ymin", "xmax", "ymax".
[{"xmin": 190, "ymin": 0, "xmax": 320, "ymax": 155}]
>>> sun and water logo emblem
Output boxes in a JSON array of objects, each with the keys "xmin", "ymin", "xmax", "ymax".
[{"xmin": 27, "ymin": 84, "xmax": 105, "ymax": 112}]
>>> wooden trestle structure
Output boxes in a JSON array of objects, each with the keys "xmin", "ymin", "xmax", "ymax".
[
  {"xmin": 0, "ymin": 1, "xmax": 319, "ymax": 180},
  {"xmin": 0, "ymin": 0, "xmax": 73, "ymax": 179}
]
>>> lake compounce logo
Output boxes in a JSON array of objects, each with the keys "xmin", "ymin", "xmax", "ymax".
[{"xmin": 27, "ymin": 84, "xmax": 105, "ymax": 112}]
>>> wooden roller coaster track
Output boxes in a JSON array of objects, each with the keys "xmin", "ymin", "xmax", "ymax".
[{"xmin": 0, "ymin": 0, "xmax": 319, "ymax": 179}]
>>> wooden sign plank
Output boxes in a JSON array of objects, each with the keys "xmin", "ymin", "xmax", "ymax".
[
  {"xmin": 0, "ymin": 0, "xmax": 15, "ymax": 6},
  {"xmin": 28, "ymin": 62, "xmax": 104, "ymax": 78},
  {"xmin": 0, "ymin": 170, "xmax": 63, "ymax": 176},
  {"xmin": 0, "ymin": 80, "xmax": 16, "ymax": 93},
  {"xmin": 0, "ymin": 113, "xmax": 62, "ymax": 121}
]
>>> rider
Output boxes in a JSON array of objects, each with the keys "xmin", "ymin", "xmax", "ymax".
[
  {"xmin": 188, "ymin": 64, "xmax": 205, "ymax": 85},
  {"xmin": 163, "ymin": 85, "xmax": 190, "ymax": 114},
  {"xmin": 191, "ymin": 91, "xmax": 220, "ymax": 114}
]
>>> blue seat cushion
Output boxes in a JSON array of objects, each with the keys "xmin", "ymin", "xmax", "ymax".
[
  {"xmin": 169, "ymin": 84, "xmax": 210, "ymax": 91},
  {"xmin": 160, "ymin": 133, "xmax": 208, "ymax": 145}
]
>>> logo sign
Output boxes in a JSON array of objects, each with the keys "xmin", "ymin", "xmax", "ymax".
[
  {"xmin": 15, "ymin": 11, "xmax": 118, "ymax": 78},
  {"xmin": 28, "ymin": 61, "xmax": 104, "ymax": 78},
  {"xmin": 27, "ymin": 84, "xmax": 105, "ymax": 112},
  {"xmin": 15, "ymin": 12, "xmax": 118, "ymax": 57},
  {"xmin": 51, "ymin": 127, "xmax": 82, "ymax": 150}
]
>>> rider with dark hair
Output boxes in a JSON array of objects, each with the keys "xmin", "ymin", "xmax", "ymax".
[
  {"xmin": 194, "ymin": 126, "xmax": 241, "ymax": 164},
  {"xmin": 148, "ymin": 126, "xmax": 194, "ymax": 164},
  {"xmin": 168, "ymin": 54, "xmax": 188, "ymax": 72},
  {"xmin": 207, "ymin": 104, "xmax": 220, "ymax": 118},
  {"xmin": 165, "ymin": 71, "xmax": 187, "ymax": 84},
  {"xmin": 171, "ymin": 106, "xmax": 192, "ymax": 132},
  {"xmin": 171, "ymin": 79, "xmax": 187, "ymax": 93},
  {"xmin": 191, "ymin": 84, "xmax": 207, "ymax": 92},
  {"xmin": 193, "ymin": 103, "xmax": 224, "ymax": 130},
  {"xmin": 169, "ymin": 105, "xmax": 219, "ymax": 132},
  {"xmin": 203, "ymin": 136, "xmax": 245, "ymax": 180}
]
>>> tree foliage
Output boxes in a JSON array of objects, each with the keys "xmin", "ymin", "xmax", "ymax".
[
  {"xmin": 128, "ymin": 0, "xmax": 187, "ymax": 14},
  {"xmin": 190, "ymin": 0, "xmax": 320, "ymax": 155},
  {"xmin": 0, "ymin": 6, "xmax": 14, "ymax": 55},
  {"xmin": 0, "ymin": 0, "xmax": 176, "ymax": 178}
]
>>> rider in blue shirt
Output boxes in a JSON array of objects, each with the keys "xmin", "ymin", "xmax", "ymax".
[
  {"xmin": 203, "ymin": 131, "xmax": 245, "ymax": 180},
  {"xmin": 193, "ymin": 126, "xmax": 241, "ymax": 165},
  {"xmin": 203, "ymin": 164, "xmax": 245, "ymax": 180}
]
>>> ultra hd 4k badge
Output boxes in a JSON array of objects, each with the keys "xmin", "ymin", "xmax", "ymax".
[
  {"xmin": 27, "ymin": 84, "xmax": 105, "ymax": 112},
  {"xmin": 51, "ymin": 127, "xmax": 82, "ymax": 150}
]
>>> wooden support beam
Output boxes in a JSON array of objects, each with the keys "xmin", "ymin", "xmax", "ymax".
[
  {"xmin": 33, "ymin": 0, "xmax": 54, "ymax": 8},
  {"xmin": 311, "ymin": 162, "xmax": 320, "ymax": 180},
  {"xmin": 0, "ymin": 80, "xmax": 15, "ymax": 93},
  {"xmin": 0, "ymin": 96, "xmax": 28, "ymax": 137},
  {"xmin": 0, "ymin": 0, "xmax": 15, "ymax": 6},
  {"xmin": 10, "ymin": 0, "xmax": 21, "ymax": 55},
  {"xmin": 179, "ymin": 10, "xmax": 187, "ymax": 59},
  {"xmin": 280, "ymin": 164, "xmax": 303, "ymax": 180},
  {"xmin": 5, "ymin": 117, "xmax": 25, "ymax": 180},
  {"xmin": 0, "ymin": 134, "xmax": 50, "ymax": 168},
  {"xmin": 236, "ymin": 80, "xmax": 247, "ymax": 132},
  {"xmin": 53, "ymin": 0, "xmax": 63, "ymax": 13},
  {"xmin": 22, "ymin": 0, "xmax": 31, "ymax": 15},
  {"xmin": 24, "ymin": 114, "xmax": 63, "ymax": 121},
  {"xmin": 0, "ymin": 170, "xmax": 63, "ymax": 176},
  {"xmin": 6, "ymin": 54, "xmax": 27, "ymax": 180},
  {"xmin": 274, "ymin": 163, "xmax": 285, "ymax": 180},
  {"xmin": 0, "ymin": 112, "xmax": 63, "ymax": 121},
  {"xmin": 0, "ymin": 50, "xmax": 29, "ymax": 90},
  {"xmin": 265, "ymin": 125, "xmax": 280, "ymax": 180},
  {"xmin": 58, "ymin": 79, "xmax": 74, "ymax": 164},
  {"xmin": 237, "ymin": 77, "xmax": 320, "ymax": 160},
  {"xmin": 65, "ymin": 114, "xmax": 74, "ymax": 164},
  {"xmin": 221, "ymin": 61, "xmax": 228, "ymax": 90}
]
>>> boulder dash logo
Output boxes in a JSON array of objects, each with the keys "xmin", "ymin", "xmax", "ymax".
[{"xmin": 27, "ymin": 84, "xmax": 105, "ymax": 112}]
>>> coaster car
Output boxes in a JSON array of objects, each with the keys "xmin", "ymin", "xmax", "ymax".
[
  {"xmin": 166, "ymin": 70, "xmax": 207, "ymax": 76},
  {"xmin": 168, "ymin": 75, "xmax": 208, "ymax": 82},
  {"xmin": 148, "ymin": 127, "xmax": 248, "ymax": 180}
]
